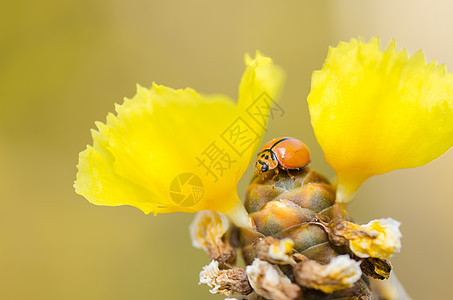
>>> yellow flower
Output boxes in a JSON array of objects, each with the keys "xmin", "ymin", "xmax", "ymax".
[
  {"xmin": 339, "ymin": 218, "xmax": 402, "ymax": 260},
  {"xmin": 74, "ymin": 52, "xmax": 285, "ymax": 228},
  {"xmin": 308, "ymin": 37, "xmax": 453, "ymax": 202}
]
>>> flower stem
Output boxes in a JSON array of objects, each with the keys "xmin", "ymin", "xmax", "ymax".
[{"xmin": 223, "ymin": 195, "xmax": 251, "ymax": 229}]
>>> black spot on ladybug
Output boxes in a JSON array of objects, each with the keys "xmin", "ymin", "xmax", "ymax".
[{"xmin": 265, "ymin": 155, "xmax": 269, "ymax": 159}]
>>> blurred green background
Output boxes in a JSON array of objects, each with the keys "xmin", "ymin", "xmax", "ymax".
[{"xmin": 1, "ymin": 0, "xmax": 452, "ymax": 299}]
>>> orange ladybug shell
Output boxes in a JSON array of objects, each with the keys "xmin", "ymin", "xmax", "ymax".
[{"xmin": 260, "ymin": 137, "xmax": 310, "ymax": 170}]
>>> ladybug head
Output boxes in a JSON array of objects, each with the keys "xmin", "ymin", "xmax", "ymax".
[{"xmin": 255, "ymin": 149, "xmax": 278, "ymax": 175}]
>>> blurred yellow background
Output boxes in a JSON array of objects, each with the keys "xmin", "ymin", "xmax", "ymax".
[{"xmin": 1, "ymin": 0, "xmax": 452, "ymax": 299}]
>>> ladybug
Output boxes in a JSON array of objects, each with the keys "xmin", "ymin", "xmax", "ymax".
[{"xmin": 255, "ymin": 137, "xmax": 310, "ymax": 178}]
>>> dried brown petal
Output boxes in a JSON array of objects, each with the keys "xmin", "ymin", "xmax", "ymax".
[
  {"xmin": 254, "ymin": 237, "xmax": 294, "ymax": 265},
  {"xmin": 199, "ymin": 260, "xmax": 252, "ymax": 296},
  {"xmin": 360, "ymin": 257, "xmax": 392, "ymax": 280},
  {"xmin": 292, "ymin": 253, "xmax": 309, "ymax": 264},
  {"xmin": 293, "ymin": 255, "xmax": 362, "ymax": 294},
  {"xmin": 190, "ymin": 211, "xmax": 236, "ymax": 267},
  {"xmin": 246, "ymin": 259, "xmax": 301, "ymax": 300}
]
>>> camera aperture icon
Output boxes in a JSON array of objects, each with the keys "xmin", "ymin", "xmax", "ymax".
[{"xmin": 169, "ymin": 173, "xmax": 204, "ymax": 207}]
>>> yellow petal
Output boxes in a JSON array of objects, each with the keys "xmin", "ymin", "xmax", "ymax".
[
  {"xmin": 308, "ymin": 37, "xmax": 453, "ymax": 202},
  {"xmin": 74, "ymin": 52, "xmax": 284, "ymax": 227}
]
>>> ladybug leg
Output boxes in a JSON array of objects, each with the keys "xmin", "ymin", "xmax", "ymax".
[{"xmin": 286, "ymin": 169, "xmax": 296, "ymax": 180}]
